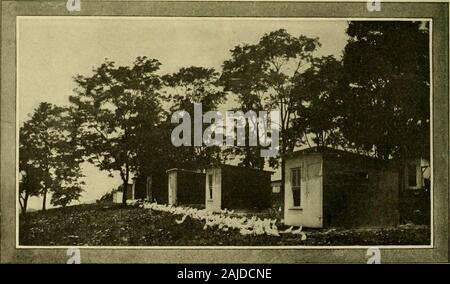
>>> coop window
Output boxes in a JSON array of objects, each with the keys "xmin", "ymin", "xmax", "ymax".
[
  {"xmin": 208, "ymin": 174, "xmax": 213, "ymax": 199},
  {"xmin": 291, "ymin": 167, "xmax": 301, "ymax": 207},
  {"xmin": 407, "ymin": 163, "xmax": 418, "ymax": 187}
]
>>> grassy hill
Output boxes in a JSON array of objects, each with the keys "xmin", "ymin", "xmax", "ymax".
[{"xmin": 19, "ymin": 203, "xmax": 430, "ymax": 246}]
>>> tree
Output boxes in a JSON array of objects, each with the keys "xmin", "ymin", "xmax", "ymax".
[
  {"xmin": 19, "ymin": 102, "xmax": 84, "ymax": 213},
  {"xmin": 70, "ymin": 57, "xmax": 164, "ymax": 204},
  {"xmin": 133, "ymin": 105, "xmax": 172, "ymax": 187},
  {"xmin": 19, "ymin": 161, "xmax": 44, "ymax": 217},
  {"xmin": 222, "ymin": 29, "xmax": 321, "ymax": 189},
  {"xmin": 340, "ymin": 21, "xmax": 430, "ymax": 160},
  {"xmin": 50, "ymin": 184, "xmax": 83, "ymax": 208},
  {"xmin": 163, "ymin": 66, "xmax": 226, "ymax": 170},
  {"xmin": 291, "ymin": 55, "xmax": 346, "ymax": 148},
  {"xmin": 221, "ymin": 44, "xmax": 267, "ymax": 169}
]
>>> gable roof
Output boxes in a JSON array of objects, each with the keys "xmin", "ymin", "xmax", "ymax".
[
  {"xmin": 208, "ymin": 163, "xmax": 275, "ymax": 174},
  {"xmin": 285, "ymin": 146, "xmax": 386, "ymax": 162}
]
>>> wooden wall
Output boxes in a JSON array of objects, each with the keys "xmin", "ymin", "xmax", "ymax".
[
  {"xmin": 322, "ymin": 152, "xmax": 399, "ymax": 228},
  {"xmin": 284, "ymin": 154, "xmax": 323, "ymax": 227},
  {"xmin": 220, "ymin": 165, "xmax": 272, "ymax": 211},
  {"xmin": 134, "ymin": 172, "xmax": 168, "ymax": 204}
]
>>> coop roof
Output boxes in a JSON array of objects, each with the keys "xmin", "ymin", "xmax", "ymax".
[
  {"xmin": 285, "ymin": 146, "xmax": 385, "ymax": 161},
  {"xmin": 207, "ymin": 163, "xmax": 275, "ymax": 174},
  {"xmin": 165, "ymin": 168, "xmax": 204, "ymax": 174}
]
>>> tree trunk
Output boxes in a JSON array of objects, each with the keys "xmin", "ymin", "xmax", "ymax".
[
  {"xmin": 20, "ymin": 192, "xmax": 31, "ymax": 242},
  {"xmin": 279, "ymin": 121, "xmax": 287, "ymax": 197},
  {"xmin": 23, "ymin": 194, "xmax": 29, "ymax": 217},
  {"xmin": 281, "ymin": 157, "xmax": 286, "ymax": 200},
  {"xmin": 20, "ymin": 192, "xmax": 29, "ymax": 218},
  {"xmin": 42, "ymin": 190, "xmax": 47, "ymax": 211},
  {"xmin": 121, "ymin": 179, "xmax": 128, "ymax": 204}
]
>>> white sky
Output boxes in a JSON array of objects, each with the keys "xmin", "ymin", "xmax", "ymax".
[{"xmin": 18, "ymin": 17, "xmax": 349, "ymax": 209}]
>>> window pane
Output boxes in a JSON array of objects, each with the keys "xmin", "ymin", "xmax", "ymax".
[
  {"xmin": 291, "ymin": 167, "xmax": 301, "ymax": 206},
  {"xmin": 292, "ymin": 188, "xmax": 301, "ymax": 207},
  {"xmin": 291, "ymin": 168, "xmax": 300, "ymax": 187}
]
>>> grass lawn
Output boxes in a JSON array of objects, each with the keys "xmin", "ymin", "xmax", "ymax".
[{"xmin": 19, "ymin": 203, "xmax": 430, "ymax": 246}]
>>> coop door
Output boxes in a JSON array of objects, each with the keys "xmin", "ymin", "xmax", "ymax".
[
  {"xmin": 306, "ymin": 162, "xmax": 323, "ymax": 226},
  {"xmin": 214, "ymin": 170, "xmax": 221, "ymax": 209},
  {"xmin": 168, "ymin": 173, "xmax": 177, "ymax": 205},
  {"xmin": 306, "ymin": 162, "xmax": 322, "ymax": 190},
  {"xmin": 208, "ymin": 173, "xmax": 214, "ymax": 200}
]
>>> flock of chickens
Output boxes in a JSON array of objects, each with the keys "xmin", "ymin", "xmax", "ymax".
[{"xmin": 127, "ymin": 200, "xmax": 307, "ymax": 240}]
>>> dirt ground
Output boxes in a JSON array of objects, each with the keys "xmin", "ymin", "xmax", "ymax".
[{"xmin": 19, "ymin": 203, "xmax": 430, "ymax": 246}]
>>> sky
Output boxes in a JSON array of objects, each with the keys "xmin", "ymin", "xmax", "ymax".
[{"xmin": 18, "ymin": 17, "xmax": 349, "ymax": 209}]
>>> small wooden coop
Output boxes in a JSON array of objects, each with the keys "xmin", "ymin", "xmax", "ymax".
[
  {"xmin": 284, "ymin": 147, "xmax": 400, "ymax": 228},
  {"xmin": 205, "ymin": 164, "xmax": 273, "ymax": 213},
  {"xmin": 130, "ymin": 173, "xmax": 168, "ymax": 204},
  {"xmin": 166, "ymin": 168, "xmax": 205, "ymax": 206}
]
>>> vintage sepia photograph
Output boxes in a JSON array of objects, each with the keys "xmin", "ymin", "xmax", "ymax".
[
  {"xmin": 1, "ymin": 0, "xmax": 448, "ymax": 264},
  {"xmin": 17, "ymin": 16, "xmax": 432, "ymax": 247}
]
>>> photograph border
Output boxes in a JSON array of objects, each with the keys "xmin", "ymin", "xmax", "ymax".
[{"xmin": 1, "ymin": 0, "xmax": 449, "ymax": 263}]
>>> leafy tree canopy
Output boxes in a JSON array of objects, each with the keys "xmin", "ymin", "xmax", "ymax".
[{"xmin": 340, "ymin": 21, "xmax": 430, "ymax": 159}]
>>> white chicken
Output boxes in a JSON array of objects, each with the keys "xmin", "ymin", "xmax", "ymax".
[
  {"xmin": 239, "ymin": 228, "xmax": 254, "ymax": 236},
  {"xmin": 280, "ymin": 226, "xmax": 293, "ymax": 234},
  {"xmin": 291, "ymin": 227, "xmax": 307, "ymax": 240},
  {"xmin": 265, "ymin": 226, "xmax": 280, "ymax": 237},
  {"xmin": 140, "ymin": 201, "xmax": 287, "ymax": 238},
  {"xmin": 291, "ymin": 226, "xmax": 303, "ymax": 234},
  {"xmin": 175, "ymin": 214, "xmax": 187, "ymax": 224}
]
